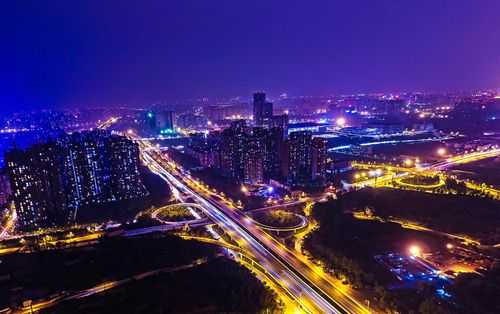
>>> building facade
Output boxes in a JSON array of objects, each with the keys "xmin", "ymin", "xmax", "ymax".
[
  {"xmin": 287, "ymin": 131, "xmax": 327, "ymax": 187},
  {"xmin": 6, "ymin": 130, "xmax": 147, "ymax": 231},
  {"xmin": 253, "ymin": 92, "xmax": 273, "ymax": 127}
]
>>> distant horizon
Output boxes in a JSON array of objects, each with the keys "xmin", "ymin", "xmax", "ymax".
[
  {"xmin": 3, "ymin": 1, "xmax": 500, "ymax": 112},
  {"xmin": 3, "ymin": 87, "xmax": 500, "ymax": 114}
]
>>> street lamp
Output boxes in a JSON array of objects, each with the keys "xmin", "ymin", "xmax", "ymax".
[
  {"xmin": 437, "ymin": 148, "xmax": 447, "ymax": 156},
  {"xmin": 404, "ymin": 159, "xmax": 413, "ymax": 167},
  {"xmin": 336, "ymin": 117, "xmax": 346, "ymax": 127},
  {"xmin": 409, "ymin": 245, "xmax": 421, "ymax": 257}
]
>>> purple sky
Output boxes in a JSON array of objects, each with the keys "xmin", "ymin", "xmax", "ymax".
[{"xmin": 2, "ymin": 0, "xmax": 500, "ymax": 111}]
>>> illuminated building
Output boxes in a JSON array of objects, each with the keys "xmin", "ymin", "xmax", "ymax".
[
  {"xmin": 243, "ymin": 135, "xmax": 265, "ymax": 184},
  {"xmin": 287, "ymin": 131, "xmax": 313, "ymax": 186},
  {"xmin": 6, "ymin": 144, "xmax": 68, "ymax": 230},
  {"xmin": 312, "ymin": 137, "xmax": 327, "ymax": 180},
  {"xmin": 270, "ymin": 114, "xmax": 289, "ymax": 139},
  {"xmin": 156, "ymin": 110, "xmax": 175, "ymax": 132},
  {"xmin": 218, "ymin": 121, "xmax": 247, "ymax": 180},
  {"xmin": 253, "ymin": 92, "xmax": 273, "ymax": 127},
  {"xmin": 0, "ymin": 173, "xmax": 11, "ymax": 206},
  {"xmin": 185, "ymin": 133, "xmax": 216, "ymax": 167},
  {"xmin": 177, "ymin": 113, "xmax": 207, "ymax": 129},
  {"xmin": 6, "ymin": 130, "xmax": 147, "ymax": 231},
  {"xmin": 287, "ymin": 131, "xmax": 327, "ymax": 186},
  {"xmin": 263, "ymin": 127, "xmax": 286, "ymax": 181}
]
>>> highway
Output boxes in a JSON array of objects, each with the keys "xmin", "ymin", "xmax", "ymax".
[
  {"xmin": 121, "ymin": 220, "xmax": 209, "ymax": 237},
  {"xmin": 141, "ymin": 145, "xmax": 370, "ymax": 314},
  {"xmin": 97, "ymin": 116, "xmax": 120, "ymax": 130},
  {"xmin": 352, "ymin": 147, "xmax": 500, "ymax": 189},
  {"xmin": 148, "ymin": 202, "xmax": 309, "ymax": 233},
  {"xmin": 431, "ymin": 148, "xmax": 500, "ymax": 171}
]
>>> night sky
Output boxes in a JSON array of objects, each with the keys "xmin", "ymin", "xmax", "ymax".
[{"xmin": 2, "ymin": 0, "xmax": 500, "ymax": 111}]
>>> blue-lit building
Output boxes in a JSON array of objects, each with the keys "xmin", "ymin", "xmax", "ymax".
[
  {"xmin": 6, "ymin": 130, "xmax": 147, "ymax": 231},
  {"xmin": 156, "ymin": 110, "xmax": 175, "ymax": 133}
]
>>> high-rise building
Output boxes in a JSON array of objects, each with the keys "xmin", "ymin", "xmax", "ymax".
[
  {"xmin": 287, "ymin": 131, "xmax": 313, "ymax": 186},
  {"xmin": 209, "ymin": 122, "xmax": 288, "ymax": 184},
  {"xmin": 156, "ymin": 110, "xmax": 175, "ymax": 132},
  {"xmin": 0, "ymin": 173, "xmax": 11, "ymax": 206},
  {"xmin": 177, "ymin": 113, "xmax": 208, "ymax": 129},
  {"xmin": 253, "ymin": 92, "xmax": 273, "ymax": 126},
  {"xmin": 312, "ymin": 137, "xmax": 327, "ymax": 180},
  {"xmin": 6, "ymin": 144, "xmax": 68, "ymax": 230},
  {"xmin": 261, "ymin": 127, "xmax": 286, "ymax": 181},
  {"xmin": 62, "ymin": 131, "xmax": 111, "ymax": 212},
  {"xmin": 6, "ymin": 130, "xmax": 147, "ymax": 231},
  {"xmin": 218, "ymin": 121, "xmax": 247, "ymax": 180},
  {"xmin": 107, "ymin": 135, "xmax": 146, "ymax": 201},
  {"xmin": 286, "ymin": 131, "xmax": 327, "ymax": 187},
  {"xmin": 243, "ymin": 136, "xmax": 265, "ymax": 184},
  {"xmin": 270, "ymin": 114, "xmax": 289, "ymax": 139}
]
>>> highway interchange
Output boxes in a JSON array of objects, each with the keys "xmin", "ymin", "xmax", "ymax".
[{"xmin": 140, "ymin": 139, "xmax": 370, "ymax": 314}]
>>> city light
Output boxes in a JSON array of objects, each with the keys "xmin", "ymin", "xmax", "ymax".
[
  {"xmin": 6, "ymin": 6, "xmax": 500, "ymax": 313},
  {"xmin": 336, "ymin": 117, "xmax": 346, "ymax": 127},
  {"xmin": 408, "ymin": 245, "xmax": 421, "ymax": 257}
]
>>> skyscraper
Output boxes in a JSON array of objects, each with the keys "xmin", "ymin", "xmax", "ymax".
[
  {"xmin": 286, "ymin": 131, "xmax": 327, "ymax": 187},
  {"xmin": 156, "ymin": 110, "xmax": 175, "ymax": 132},
  {"xmin": 312, "ymin": 137, "xmax": 327, "ymax": 180},
  {"xmin": 262, "ymin": 127, "xmax": 285, "ymax": 181},
  {"xmin": 0, "ymin": 173, "xmax": 11, "ymax": 206},
  {"xmin": 6, "ymin": 130, "xmax": 147, "ymax": 231},
  {"xmin": 218, "ymin": 121, "xmax": 247, "ymax": 180},
  {"xmin": 287, "ymin": 131, "xmax": 313, "ymax": 186},
  {"xmin": 270, "ymin": 114, "xmax": 289, "ymax": 139},
  {"xmin": 253, "ymin": 92, "xmax": 273, "ymax": 127},
  {"xmin": 244, "ymin": 135, "xmax": 265, "ymax": 184},
  {"xmin": 6, "ymin": 143, "xmax": 68, "ymax": 230}
]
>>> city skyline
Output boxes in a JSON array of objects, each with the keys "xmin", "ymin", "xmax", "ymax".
[{"xmin": 1, "ymin": 2, "xmax": 500, "ymax": 313}]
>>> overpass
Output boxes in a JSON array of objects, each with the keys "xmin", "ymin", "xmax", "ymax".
[{"xmin": 141, "ymin": 142, "xmax": 370, "ymax": 314}]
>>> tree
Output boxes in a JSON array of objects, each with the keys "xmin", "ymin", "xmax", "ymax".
[{"xmin": 419, "ymin": 298, "xmax": 452, "ymax": 314}]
